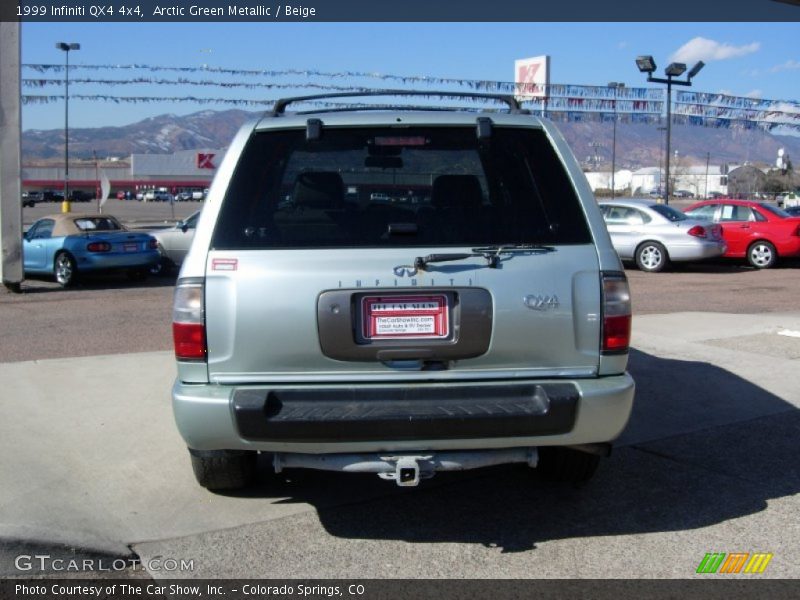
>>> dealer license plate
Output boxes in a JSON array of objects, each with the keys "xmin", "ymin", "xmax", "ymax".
[{"xmin": 362, "ymin": 294, "xmax": 449, "ymax": 340}]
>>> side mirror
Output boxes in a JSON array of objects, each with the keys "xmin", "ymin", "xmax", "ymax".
[{"xmin": 180, "ymin": 223, "xmax": 189, "ymax": 233}]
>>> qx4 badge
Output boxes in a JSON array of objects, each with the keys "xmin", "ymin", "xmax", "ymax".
[{"xmin": 523, "ymin": 294, "xmax": 560, "ymax": 311}]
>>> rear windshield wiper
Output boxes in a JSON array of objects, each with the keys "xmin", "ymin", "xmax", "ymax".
[{"xmin": 414, "ymin": 244, "xmax": 554, "ymax": 270}]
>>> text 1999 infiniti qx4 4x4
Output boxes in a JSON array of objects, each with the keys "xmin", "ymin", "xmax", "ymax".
[{"xmin": 171, "ymin": 91, "xmax": 635, "ymax": 490}]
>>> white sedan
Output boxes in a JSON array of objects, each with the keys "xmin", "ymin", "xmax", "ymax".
[{"xmin": 147, "ymin": 210, "xmax": 200, "ymax": 275}]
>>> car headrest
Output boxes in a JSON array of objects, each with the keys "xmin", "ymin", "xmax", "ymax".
[
  {"xmin": 431, "ymin": 175, "xmax": 483, "ymax": 209},
  {"xmin": 293, "ymin": 172, "xmax": 345, "ymax": 210}
]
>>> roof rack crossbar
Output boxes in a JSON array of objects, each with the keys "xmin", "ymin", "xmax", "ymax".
[
  {"xmin": 270, "ymin": 90, "xmax": 524, "ymax": 116},
  {"xmin": 293, "ymin": 105, "xmax": 506, "ymax": 115}
]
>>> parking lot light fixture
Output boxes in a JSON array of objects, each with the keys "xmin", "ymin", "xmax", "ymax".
[
  {"xmin": 56, "ymin": 42, "xmax": 80, "ymax": 213},
  {"xmin": 636, "ymin": 56, "xmax": 656, "ymax": 74},
  {"xmin": 636, "ymin": 55, "xmax": 704, "ymax": 205},
  {"xmin": 665, "ymin": 62, "xmax": 687, "ymax": 77}
]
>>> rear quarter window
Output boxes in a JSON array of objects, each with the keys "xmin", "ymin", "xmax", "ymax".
[{"xmin": 211, "ymin": 125, "xmax": 591, "ymax": 249}]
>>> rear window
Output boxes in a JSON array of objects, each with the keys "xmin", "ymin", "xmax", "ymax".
[
  {"xmin": 650, "ymin": 204, "xmax": 687, "ymax": 222},
  {"xmin": 759, "ymin": 203, "xmax": 791, "ymax": 218},
  {"xmin": 73, "ymin": 217, "xmax": 123, "ymax": 231},
  {"xmin": 211, "ymin": 126, "xmax": 591, "ymax": 249}
]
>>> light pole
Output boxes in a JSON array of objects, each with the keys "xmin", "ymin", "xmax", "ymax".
[
  {"xmin": 636, "ymin": 56, "xmax": 704, "ymax": 205},
  {"xmin": 657, "ymin": 126, "xmax": 667, "ymax": 196},
  {"xmin": 56, "ymin": 42, "xmax": 80, "ymax": 213},
  {"xmin": 608, "ymin": 82, "xmax": 625, "ymax": 198}
]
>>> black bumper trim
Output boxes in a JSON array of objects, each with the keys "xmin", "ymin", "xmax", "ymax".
[{"xmin": 233, "ymin": 383, "xmax": 578, "ymax": 443}]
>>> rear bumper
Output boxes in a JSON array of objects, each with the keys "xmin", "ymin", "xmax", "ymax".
[
  {"xmin": 172, "ymin": 374, "xmax": 635, "ymax": 453},
  {"xmin": 76, "ymin": 250, "xmax": 160, "ymax": 271},
  {"xmin": 668, "ymin": 240, "xmax": 726, "ymax": 262}
]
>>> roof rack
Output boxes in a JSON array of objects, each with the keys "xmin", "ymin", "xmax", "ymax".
[
  {"xmin": 292, "ymin": 104, "xmax": 506, "ymax": 116},
  {"xmin": 269, "ymin": 90, "xmax": 527, "ymax": 117}
]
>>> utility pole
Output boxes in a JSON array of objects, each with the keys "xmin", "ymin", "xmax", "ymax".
[{"xmin": 705, "ymin": 151, "xmax": 710, "ymax": 199}]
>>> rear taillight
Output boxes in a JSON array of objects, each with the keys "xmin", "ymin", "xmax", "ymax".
[
  {"xmin": 602, "ymin": 272, "xmax": 632, "ymax": 355},
  {"xmin": 687, "ymin": 225, "xmax": 707, "ymax": 238},
  {"xmin": 173, "ymin": 280, "xmax": 206, "ymax": 361},
  {"xmin": 86, "ymin": 241, "xmax": 111, "ymax": 252}
]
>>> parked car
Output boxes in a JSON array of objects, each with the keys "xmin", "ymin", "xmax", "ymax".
[
  {"xmin": 42, "ymin": 190, "xmax": 65, "ymax": 203},
  {"xmin": 68, "ymin": 190, "xmax": 93, "ymax": 203},
  {"xmin": 147, "ymin": 210, "xmax": 200, "ymax": 275},
  {"xmin": 780, "ymin": 192, "xmax": 800, "ymax": 209},
  {"xmin": 22, "ymin": 191, "xmax": 43, "ymax": 207},
  {"xmin": 175, "ymin": 192, "xmax": 193, "ymax": 202},
  {"xmin": 143, "ymin": 190, "xmax": 174, "ymax": 202},
  {"xmin": 684, "ymin": 200, "xmax": 800, "ymax": 268},
  {"xmin": 774, "ymin": 191, "xmax": 800, "ymax": 207},
  {"xmin": 673, "ymin": 190, "xmax": 695, "ymax": 199},
  {"xmin": 171, "ymin": 91, "xmax": 635, "ymax": 492},
  {"xmin": 23, "ymin": 213, "xmax": 160, "ymax": 286},
  {"xmin": 598, "ymin": 199, "xmax": 726, "ymax": 272},
  {"xmin": 784, "ymin": 206, "xmax": 800, "ymax": 217}
]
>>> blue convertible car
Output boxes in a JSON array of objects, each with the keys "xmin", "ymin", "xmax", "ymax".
[{"xmin": 24, "ymin": 213, "xmax": 160, "ymax": 286}]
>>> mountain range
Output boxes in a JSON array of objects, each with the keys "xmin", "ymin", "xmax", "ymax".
[{"xmin": 22, "ymin": 108, "xmax": 800, "ymax": 171}]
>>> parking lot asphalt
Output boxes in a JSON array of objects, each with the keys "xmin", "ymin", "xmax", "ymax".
[{"xmin": 1, "ymin": 311, "xmax": 798, "ymax": 579}]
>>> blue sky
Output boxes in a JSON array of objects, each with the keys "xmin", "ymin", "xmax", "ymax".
[{"xmin": 21, "ymin": 22, "xmax": 800, "ymax": 131}]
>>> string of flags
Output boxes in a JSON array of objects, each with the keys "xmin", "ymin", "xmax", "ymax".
[{"xmin": 20, "ymin": 63, "xmax": 800, "ymax": 133}]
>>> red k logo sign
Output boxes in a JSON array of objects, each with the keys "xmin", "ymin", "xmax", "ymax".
[
  {"xmin": 517, "ymin": 64, "xmax": 540, "ymax": 95},
  {"xmin": 197, "ymin": 153, "xmax": 216, "ymax": 169}
]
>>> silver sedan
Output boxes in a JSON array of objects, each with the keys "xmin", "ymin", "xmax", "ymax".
[{"xmin": 599, "ymin": 199, "xmax": 726, "ymax": 272}]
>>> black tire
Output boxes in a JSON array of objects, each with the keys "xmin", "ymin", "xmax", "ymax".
[
  {"xmin": 149, "ymin": 256, "xmax": 174, "ymax": 277},
  {"xmin": 747, "ymin": 240, "xmax": 777, "ymax": 269},
  {"xmin": 189, "ymin": 449, "xmax": 257, "ymax": 491},
  {"xmin": 127, "ymin": 267, "xmax": 149, "ymax": 282},
  {"xmin": 54, "ymin": 251, "xmax": 77, "ymax": 287},
  {"xmin": 635, "ymin": 241, "xmax": 669, "ymax": 273},
  {"xmin": 536, "ymin": 447, "xmax": 601, "ymax": 483}
]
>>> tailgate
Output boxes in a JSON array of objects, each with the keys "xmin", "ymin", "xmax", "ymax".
[{"xmin": 204, "ymin": 246, "xmax": 601, "ymax": 383}]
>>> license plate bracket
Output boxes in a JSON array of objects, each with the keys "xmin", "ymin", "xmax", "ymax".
[{"xmin": 361, "ymin": 294, "xmax": 449, "ymax": 340}]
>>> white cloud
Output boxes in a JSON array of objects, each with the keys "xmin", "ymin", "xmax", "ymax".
[
  {"xmin": 617, "ymin": 41, "xmax": 628, "ymax": 50},
  {"xmin": 770, "ymin": 59, "xmax": 800, "ymax": 73},
  {"xmin": 744, "ymin": 89, "xmax": 763, "ymax": 98},
  {"xmin": 670, "ymin": 37, "xmax": 760, "ymax": 63}
]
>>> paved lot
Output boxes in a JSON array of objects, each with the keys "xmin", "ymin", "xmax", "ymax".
[
  {"xmin": 1, "ymin": 203, "xmax": 799, "ymax": 581},
  {"xmin": 0, "ymin": 312, "xmax": 798, "ymax": 580}
]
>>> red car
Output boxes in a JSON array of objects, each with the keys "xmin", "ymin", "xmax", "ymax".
[{"xmin": 684, "ymin": 199, "xmax": 800, "ymax": 268}]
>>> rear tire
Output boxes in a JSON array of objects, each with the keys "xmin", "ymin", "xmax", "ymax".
[
  {"xmin": 189, "ymin": 449, "xmax": 257, "ymax": 491},
  {"xmin": 747, "ymin": 241, "xmax": 776, "ymax": 269},
  {"xmin": 127, "ymin": 267, "xmax": 149, "ymax": 282},
  {"xmin": 149, "ymin": 256, "xmax": 174, "ymax": 277},
  {"xmin": 536, "ymin": 447, "xmax": 600, "ymax": 483},
  {"xmin": 635, "ymin": 241, "xmax": 669, "ymax": 273},
  {"xmin": 54, "ymin": 252, "xmax": 77, "ymax": 287}
]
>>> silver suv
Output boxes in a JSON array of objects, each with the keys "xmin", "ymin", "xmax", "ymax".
[{"xmin": 171, "ymin": 91, "xmax": 634, "ymax": 490}]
